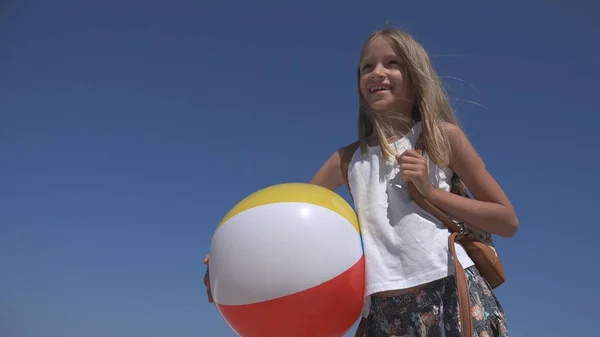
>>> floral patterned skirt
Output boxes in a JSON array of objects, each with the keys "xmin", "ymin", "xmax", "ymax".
[{"xmin": 364, "ymin": 266, "xmax": 508, "ymax": 337}]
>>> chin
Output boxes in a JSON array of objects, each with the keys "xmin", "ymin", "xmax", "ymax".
[{"xmin": 369, "ymin": 101, "xmax": 395, "ymax": 112}]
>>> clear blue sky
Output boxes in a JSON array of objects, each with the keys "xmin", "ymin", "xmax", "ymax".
[{"xmin": 1, "ymin": 1, "xmax": 599, "ymax": 336}]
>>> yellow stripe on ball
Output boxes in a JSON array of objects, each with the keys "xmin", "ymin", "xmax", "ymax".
[{"xmin": 218, "ymin": 183, "xmax": 359, "ymax": 234}]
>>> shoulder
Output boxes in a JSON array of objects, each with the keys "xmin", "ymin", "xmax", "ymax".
[
  {"xmin": 440, "ymin": 122, "xmax": 488, "ymax": 187},
  {"xmin": 441, "ymin": 121, "xmax": 463, "ymax": 142},
  {"xmin": 340, "ymin": 141, "xmax": 360, "ymax": 159},
  {"xmin": 440, "ymin": 122, "xmax": 478, "ymax": 163},
  {"xmin": 336, "ymin": 141, "xmax": 361, "ymax": 174},
  {"xmin": 326, "ymin": 142, "xmax": 359, "ymax": 165},
  {"xmin": 309, "ymin": 142, "xmax": 359, "ymax": 191}
]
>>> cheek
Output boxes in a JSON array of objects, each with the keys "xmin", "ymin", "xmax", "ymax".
[
  {"xmin": 359, "ymin": 77, "xmax": 369, "ymax": 97},
  {"xmin": 393, "ymin": 74, "xmax": 413, "ymax": 96}
]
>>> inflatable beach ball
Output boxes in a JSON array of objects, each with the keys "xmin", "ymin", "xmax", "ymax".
[{"xmin": 209, "ymin": 183, "xmax": 365, "ymax": 337}]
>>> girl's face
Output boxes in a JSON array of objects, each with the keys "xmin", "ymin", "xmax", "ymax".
[{"xmin": 359, "ymin": 37, "xmax": 415, "ymax": 115}]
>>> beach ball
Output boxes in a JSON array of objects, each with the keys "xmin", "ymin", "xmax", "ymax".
[{"xmin": 209, "ymin": 183, "xmax": 365, "ymax": 337}]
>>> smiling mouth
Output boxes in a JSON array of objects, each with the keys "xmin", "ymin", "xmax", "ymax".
[{"xmin": 369, "ymin": 85, "xmax": 392, "ymax": 93}]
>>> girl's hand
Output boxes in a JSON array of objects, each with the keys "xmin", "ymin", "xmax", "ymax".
[
  {"xmin": 397, "ymin": 149, "xmax": 433, "ymax": 197},
  {"xmin": 203, "ymin": 254, "xmax": 214, "ymax": 303}
]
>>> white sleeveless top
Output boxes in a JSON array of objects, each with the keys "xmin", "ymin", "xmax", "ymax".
[{"xmin": 347, "ymin": 122, "xmax": 474, "ymax": 317}]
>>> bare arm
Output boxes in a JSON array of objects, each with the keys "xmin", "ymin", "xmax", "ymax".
[
  {"xmin": 426, "ymin": 123, "xmax": 519, "ymax": 237},
  {"xmin": 308, "ymin": 147, "xmax": 346, "ymax": 191},
  {"xmin": 310, "ymin": 147, "xmax": 367, "ymax": 335}
]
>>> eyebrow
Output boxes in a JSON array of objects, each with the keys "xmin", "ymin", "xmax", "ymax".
[{"xmin": 362, "ymin": 53, "xmax": 400, "ymax": 61}]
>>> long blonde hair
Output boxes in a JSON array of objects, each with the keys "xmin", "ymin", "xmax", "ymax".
[{"xmin": 357, "ymin": 28, "xmax": 458, "ymax": 167}]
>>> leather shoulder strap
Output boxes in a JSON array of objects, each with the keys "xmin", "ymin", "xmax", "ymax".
[
  {"xmin": 448, "ymin": 232, "xmax": 474, "ymax": 337},
  {"xmin": 410, "ymin": 134, "xmax": 473, "ymax": 337},
  {"xmin": 408, "ymin": 182, "xmax": 461, "ymax": 234},
  {"xmin": 409, "ymin": 134, "xmax": 465, "ymax": 234}
]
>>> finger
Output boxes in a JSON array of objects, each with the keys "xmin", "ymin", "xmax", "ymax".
[
  {"xmin": 204, "ymin": 272, "xmax": 214, "ymax": 303},
  {"xmin": 402, "ymin": 170, "xmax": 423, "ymax": 177},
  {"xmin": 395, "ymin": 150, "xmax": 409, "ymax": 161},
  {"xmin": 400, "ymin": 159, "xmax": 427, "ymax": 170},
  {"xmin": 395, "ymin": 153, "xmax": 403, "ymax": 163},
  {"xmin": 206, "ymin": 287, "xmax": 214, "ymax": 303},
  {"xmin": 401, "ymin": 170, "xmax": 422, "ymax": 183},
  {"xmin": 397, "ymin": 152, "xmax": 425, "ymax": 164},
  {"xmin": 204, "ymin": 274, "xmax": 210, "ymax": 288},
  {"xmin": 401, "ymin": 150, "xmax": 421, "ymax": 158},
  {"xmin": 399, "ymin": 163, "xmax": 421, "ymax": 172},
  {"xmin": 396, "ymin": 149, "xmax": 411, "ymax": 159},
  {"xmin": 398, "ymin": 156, "xmax": 423, "ymax": 166}
]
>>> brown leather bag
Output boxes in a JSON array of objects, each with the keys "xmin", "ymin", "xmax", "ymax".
[{"xmin": 340, "ymin": 140, "xmax": 506, "ymax": 337}]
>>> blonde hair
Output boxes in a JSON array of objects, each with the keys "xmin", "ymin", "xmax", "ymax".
[{"xmin": 357, "ymin": 28, "xmax": 458, "ymax": 167}]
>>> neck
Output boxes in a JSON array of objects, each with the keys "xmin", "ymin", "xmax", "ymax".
[
  {"xmin": 390, "ymin": 119, "xmax": 414, "ymax": 135},
  {"xmin": 367, "ymin": 119, "xmax": 416, "ymax": 145},
  {"xmin": 381, "ymin": 103, "xmax": 415, "ymax": 133},
  {"xmin": 382, "ymin": 110, "xmax": 415, "ymax": 135},
  {"xmin": 365, "ymin": 104, "xmax": 416, "ymax": 144}
]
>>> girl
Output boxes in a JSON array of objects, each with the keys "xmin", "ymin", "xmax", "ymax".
[{"xmin": 205, "ymin": 28, "xmax": 518, "ymax": 337}]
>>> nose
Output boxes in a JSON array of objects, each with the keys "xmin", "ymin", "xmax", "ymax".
[{"xmin": 370, "ymin": 64, "xmax": 385, "ymax": 79}]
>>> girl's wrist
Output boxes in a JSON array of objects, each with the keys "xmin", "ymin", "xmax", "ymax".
[
  {"xmin": 425, "ymin": 186, "xmax": 449, "ymax": 208},
  {"xmin": 422, "ymin": 184, "xmax": 437, "ymax": 200}
]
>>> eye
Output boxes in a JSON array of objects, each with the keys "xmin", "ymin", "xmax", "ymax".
[
  {"xmin": 361, "ymin": 64, "xmax": 373, "ymax": 73},
  {"xmin": 388, "ymin": 59, "xmax": 402, "ymax": 67}
]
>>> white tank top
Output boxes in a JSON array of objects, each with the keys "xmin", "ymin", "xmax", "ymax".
[{"xmin": 347, "ymin": 122, "xmax": 474, "ymax": 317}]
